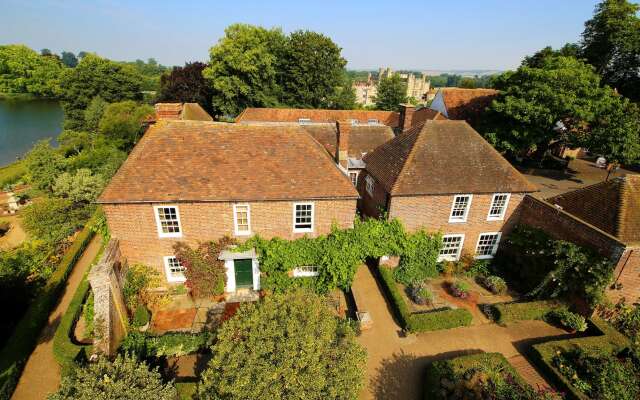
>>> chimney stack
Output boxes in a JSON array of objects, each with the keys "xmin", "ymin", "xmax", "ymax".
[
  {"xmin": 336, "ymin": 120, "xmax": 350, "ymax": 169},
  {"xmin": 154, "ymin": 103, "xmax": 183, "ymax": 120},
  {"xmin": 399, "ymin": 103, "xmax": 416, "ymax": 133}
]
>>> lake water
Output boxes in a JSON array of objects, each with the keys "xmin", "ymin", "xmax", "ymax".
[{"xmin": 0, "ymin": 98, "xmax": 63, "ymax": 167}]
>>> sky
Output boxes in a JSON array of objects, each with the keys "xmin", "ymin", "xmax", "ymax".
[{"xmin": 0, "ymin": 0, "xmax": 601, "ymax": 71}]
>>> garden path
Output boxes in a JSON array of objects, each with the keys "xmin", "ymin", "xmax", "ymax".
[
  {"xmin": 354, "ymin": 265, "xmax": 572, "ymax": 400},
  {"xmin": 11, "ymin": 236, "xmax": 102, "ymax": 400}
]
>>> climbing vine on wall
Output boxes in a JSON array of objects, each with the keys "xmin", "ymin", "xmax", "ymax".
[{"xmin": 237, "ymin": 218, "xmax": 442, "ymax": 293}]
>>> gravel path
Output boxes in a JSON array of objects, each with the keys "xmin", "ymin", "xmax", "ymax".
[{"xmin": 11, "ymin": 236, "xmax": 102, "ymax": 400}]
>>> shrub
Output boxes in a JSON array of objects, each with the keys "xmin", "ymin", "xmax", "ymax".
[
  {"xmin": 0, "ymin": 161, "xmax": 27, "ymax": 188},
  {"xmin": 119, "ymin": 331, "xmax": 214, "ymax": 360},
  {"xmin": 393, "ymin": 230, "xmax": 442, "ymax": 286},
  {"xmin": 81, "ymin": 292, "xmax": 94, "ymax": 338},
  {"xmin": 53, "ymin": 169, "xmax": 105, "ymax": 204},
  {"xmin": 132, "ymin": 305, "xmax": 150, "ymax": 328},
  {"xmin": 408, "ymin": 285, "xmax": 433, "ymax": 305},
  {"xmin": 451, "ymin": 280, "xmax": 470, "ymax": 298},
  {"xmin": 598, "ymin": 299, "xmax": 640, "ymax": 342},
  {"xmin": 481, "ymin": 275, "xmax": 507, "ymax": 294},
  {"xmin": 464, "ymin": 259, "xmax": 492, "ymax": 277},
  {"xmin": 123, "ymin": 264, "xmax": 165, "ymax": 313},
  {"xmin": 198, "ymin": 290, "xmax": 366, "ymax": 399},
  {"xmin": 491, "ymin": 300, "xmax": 564, "ymax": 324},
  {"xmin": 21, "ymin": 198, "xmax": 94, "ymax": 245},
  {"xmin": 546, "ymin": 309, "xmax": 588, "ymax": 332},
  {"xmin": 174, "ymin": 237, "xmax": 233, "ymax": 298},
  {"xmin": 48, "ymin": 354, "xmax": 177, "ymax": 400}
]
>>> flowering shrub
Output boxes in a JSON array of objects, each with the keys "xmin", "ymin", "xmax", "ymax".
[
  {"xmin": 481, "ymin": 275, "xmax": 507, "ymax": 294},
  {"xmin": 546, "ymin": 309, "xmax": 588, "ymax": 332},
  {"xmin": 408, "ymin": 285, "xmax": 433, "ymax": 305},
  {"xmin": 451, "ymin": 280, "xmax": 470, "ymax": 298}
]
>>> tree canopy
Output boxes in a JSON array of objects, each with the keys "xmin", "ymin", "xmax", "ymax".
[
  {"xmin": 98, "ymin": 100, "xmax": 154, "ymax": 149},
  {"xmin": 158, "ymin": 61, "xmax": 213, "ymax": 112},
  {"xmin": 0, "ymin": 44, "xmax": 62, "ymax": 96},
  {"xmin": 199, "ymin": 290, "xmax": 366, "ymax": 399},
  {"xmin": 374, "ymin": 75, "xmax": 407, "ymax": 111}
]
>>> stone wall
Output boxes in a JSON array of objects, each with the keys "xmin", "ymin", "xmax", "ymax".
[{"xmin": 89, "ymin": 239, "xmax": 128, "ymax": 356}]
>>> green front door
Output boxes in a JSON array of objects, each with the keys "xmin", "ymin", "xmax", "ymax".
[{"xmin": 234, "ymin": 259, "xmax": 253, "ymax": 289}]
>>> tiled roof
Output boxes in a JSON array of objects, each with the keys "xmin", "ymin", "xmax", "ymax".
[
  {"xmin": 235, "ymin": 107, "xmax": 400, "ymax": 128},
  {"xmin": 438, "ymin": 88, "xmax": 499, "ymax": 121},
  {"xmin": 411, "ymin": 107, "xmax": 446, "ymax": 128},
  {"xmin": 153, "ymin": 103, "xmax": 213, "ymax": 121},
  {"xmin": 301, "ymin": 124, "xmax": 395, "ymax": 160},
  {"xmin": 363, "ymin": 120, "xmax": 537, "ymax": 196},
  {"xmin": 547, "ymin": 175, "xmax": 640, "ymax": 244},
  {"xmin": 181, "ymin": 103, "xmax": 213, "ymax": 121},
  {"xmin": 98, "ymin": 121, "xmax": 358, "ymax": 203}
]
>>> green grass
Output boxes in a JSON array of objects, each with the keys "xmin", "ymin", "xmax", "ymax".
[
  {"xmin": 529, "ymin": 317, "xmax": 630, "ymax": 400},
  {"xmin": 0, "ymin": 212, "xmax": 99, "ymax": 400},
  {"xmin": 0, "ymin": 161, "xmax": 27, "ymax": 187},
  {"xmin": 491, "ymin": 300, "xmax": 565, "ymax": 325},
  {"xmin": 176, "ymin": 382, "xmax": 197, "ymax": 399},
  {"xmin": 377, "ymin": 266, "xmax": 473, "ymax": 332},
  {"xmin": 424, "ymin": 352, "xmax": 527, "ymax": 400}
]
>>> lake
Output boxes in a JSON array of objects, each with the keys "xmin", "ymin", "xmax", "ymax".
[{"xmin": 0, "ymin": 98, "xmax": 63, "ymax": 167}]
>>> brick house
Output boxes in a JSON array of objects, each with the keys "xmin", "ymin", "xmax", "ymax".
[
  {"xmin": 540, "ymin": 176, "xmax": 640, "ymax": 302},
  {"xmin": 97, "ymin": 120, "xmax": 358, "ymax": 291},
  {"xmin": 358, "ymin": 120, "xmax": 537, "ymax": 261}
]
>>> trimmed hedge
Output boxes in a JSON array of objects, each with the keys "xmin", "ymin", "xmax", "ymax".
[
  {"xmin": 491, "ymin": 300, "xmax": 565, "ymax": 325},
  {"xmin": 377, "ymin": 266, "xmax": 472, "ymax": 332},
  {"xmin": 424, "ymin": 352, "xmax": 527, "ymax": 400},
  {"xmin": 0, "ymin": 213, "xmax": 98, "ymax": 399},
  {"xmin": 529, "ymin": 317, "xmax": 630, "ymax": 400}
]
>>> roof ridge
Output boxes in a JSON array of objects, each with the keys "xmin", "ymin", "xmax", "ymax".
[{"xmin": 616, "ymin": 176, "xmax": 630, "ymax": 239}]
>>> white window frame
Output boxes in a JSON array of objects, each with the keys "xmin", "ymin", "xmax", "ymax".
[
  {"xmin": 349, "ymin": 171, "xmax": 359, "ymax": 186},
  {"xmin": 438, "ymin": 234, "xmax": 465, "ymax": 262},
  {"xmin": 292, "ymin": 266, "xmax": 319, "ymax": 277},
  {"xmin": 163, "ymin": 255, "xmax": 186, "ymax": 283},
  {"xmin": 349, "ymin": 119, "xmax": 359, "ymax": 126},
  {"xmin": 487, "ymin": 193, "xmax": 511, "ymax": 221},
  {"xmin": 474, "ymin": 232, "xmax": 502, "ymax": 259},
  {"xmin": 448, "ymin": 194, "xmax": 473, "ymax": 223},
  {"xmin": 153, "ymin": 205, "xmax": 183, "ymax": 238},
  {"xmin": 233, "ymin": 203, "xmax": 251, "ymax": 236},
  {"xmin": 298, "ymin": 118, "xmax": 311, "ymax": 124},
  {"xmin": 293, "ymin": 202, "xmax": 314, "ymax": 233},
  {"xmin": 365, "ymin": 175, "xmax": 375, "ymax": 197},
  {"xmin": 367, "ymin": 118, "xmax": 379, "ymax": 125}
]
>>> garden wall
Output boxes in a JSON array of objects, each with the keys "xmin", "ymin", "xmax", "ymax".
[{"xmin": 88, "ymin": 239, "xmax": 128, "ymax": 355}]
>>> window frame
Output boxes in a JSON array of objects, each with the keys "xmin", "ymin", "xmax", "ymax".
[
  {"xmin": 474, "ymin": 232, "xmax": 502, "ymax": 259},
  {"xmin": 365, "ymin": 175, "xmax": 375, "ymax": 197},
  {"xmin": 349, "ymin": 171, "xmax": 359, "ymax": 186},
  {"xmin": 292, "ymin": 266, "xmax": 319, "ymax": 277},
  {"xmin": 438, "ymin": 234, "xmax": 465, "ymax": 262},
  {"xmin": 448, "ymin": 194, "xmax": 473, "ymax": 223},
  {"xmin": 163, "ymin": 255, "xmax": 186, "ymax": 283},
  {"xmin": 367, "ymin": 118, "xmax": 379, "ymax": 125},
  {"xmin": 487, "ymin": 193, "xmax": 511, "ymax": 221},
  {"xmin": 153, "ymin": 205, "xmax": 183, "ymax": 238},
  {"xmin": 298, "ymin": 118, "xmax": 311, "ymax": 125},
  {"xmin": 233, "ymin": 203, "xmax": 251, "ymax": 236},
  {"xmin": 293, "ymin": 202, "xmax": 314, "ymax": 233}
]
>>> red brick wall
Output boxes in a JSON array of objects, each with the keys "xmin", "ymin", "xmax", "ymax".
[
  {"xmin": 104, "ymin": 199, "xmax": 356, "ymax": 276},
  {"xmin": 607, "ymin": 247, "xmax": 640, "ymax": 303},
  {"xmin": 356, "ymin": 170, "xmax": 389, "ymax": 218},
  {"xmin": 387, "ymin": 193, "xmax": 524, "ymax": 255}
]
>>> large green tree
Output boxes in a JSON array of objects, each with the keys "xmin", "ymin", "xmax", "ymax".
[
  {"xmin": 59, "ymin": 53, "xmax": 142, "ymax": 130},
  {"xmin": 581, "ymin": 0, "xmax": 640, "ymax": 101},
  {"xmin": 98, "ymin": 100, "xmax": 154, "ymax": 149},
  {"xmin": 374, "ymin": 75, "xmax": 407, "ymax": 111},
  {"xmin": 203, "ymin": 24, "xmax": 285, "ymax": 116},
  {"xmin": 49, "ymin": 355, "xmax": 176, "ymax": 400},
  {"xmin": 0, "ymin": 44, "xmax": 62, "ymax": 96},
  {"xmin": 482, "ymin": 56, "xmax": 640, "ymax": 163},
  {"xmin": 277, "ymin": 30, "xmax": 348, "ymax": 108},
  {"xmin": 199, "ymin": 290, "xmax": 366, "ymax": 400}
]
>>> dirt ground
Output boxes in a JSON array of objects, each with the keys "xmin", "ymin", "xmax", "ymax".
[
  {"xmin": 11, "ymin": 236, "xmax": 102, "ymax": 400},
  {"xmin": 353, "ymin": 265, "xmax": 570, "ymax": 400},
  {"xmin": 0, "ymin": 215, "xmax": 26, "ymax": 250},
  {"xmin": 521, "ymin": 158, "xmax": 639, "ymax": 199}
]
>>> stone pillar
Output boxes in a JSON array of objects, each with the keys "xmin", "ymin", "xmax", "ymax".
[{"xmin": 88, "ymin": 239, "xmax": 128, "ymax": 356}]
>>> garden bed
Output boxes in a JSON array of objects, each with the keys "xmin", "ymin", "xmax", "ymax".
[{"xmin": 489, "ymin": 300, "xmax": 565, "ymax": 325}]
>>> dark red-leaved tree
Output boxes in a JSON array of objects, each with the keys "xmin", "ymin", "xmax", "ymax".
[{"xmin": 157, "ymin": 62, "xmax": 213, "ymax": 114}]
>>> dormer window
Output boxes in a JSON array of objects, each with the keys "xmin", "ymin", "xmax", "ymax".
[{"xmin": 298, "ymin": 118, "xmax": 311, "ymax": 125}]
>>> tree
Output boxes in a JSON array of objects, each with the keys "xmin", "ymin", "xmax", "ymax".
[
  {"xmin": 60, "ymin": 51, "xmax": 78, "ymax": 68},
  {"xmin": 24, "ymin": 140, "xmax": 65, "ymax": 192},
  {"xmin": 199, "ymin": 290, "xmax": 366, "ymax": 400},
  {"xmin": 522, "ymin": 44, "xmax": 580, "ymax": 68},
  {"xmin": 40, "ymin": 48, "xmax": 52, "ymax": 56},
  {"xmin": 83, "ymin": 96, "xmax": 108, "ymax": 132},
  {"xmin": 158, "ymin": 62, "xmax": 213, "ymax": 112},
  {"xmin": 459, "ymin": 77, "xmax": 477, "ymax": 88},
  {"xmin": 277, "ymin": 30, "xmax": 348, "ymax": 108},
  {"xmin": 59, "ymin": 53, "xmax": 143, "ymax": 130},
  {"xmin": 98, "ymin": 100, "xmax": 154, "ymax": 148},
  {"xmin": 587, "ymin": 95, "xmax": 640, "ymax": 163},
  {"xmin": 22, "ymin": 197, "xmax": 92, "ymax": 244},
  {"xmin": 481, "ymin": 56, "xmax": 614, "ymax": 158},
  {"xmin": 49, "ymin": 354, "xmax": 177, "ymax": 400},
  {"xmin": 0, "ymin": 45, "xmax": 62, "ymax": 96},
  {"xmin": 53, "ymin": 169, "xmax": 105, "ymax": 203},
  {"xmin": 374, "ymin": 75, "xmax": 407, "ymax": 111},
  {"xmin": 203, "ymin": 24, "xmax": 285, "ymax": 116},
  {"xmin": 57, "ymin": 130, "xmax": 91, "ymax": 156},
  {"xmin": 581, "ymin": 0, "xmax": 640, "ymax": 101}
]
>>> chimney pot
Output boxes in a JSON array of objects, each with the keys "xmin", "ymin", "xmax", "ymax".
[{"xmin": 399, "ymin": 103, "xmax": 416, "ymax": 133}]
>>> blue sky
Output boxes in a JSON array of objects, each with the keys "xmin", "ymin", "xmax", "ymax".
[{"xmin": 1, "ymin": 0, "xmax": 600, "ymax": 70}]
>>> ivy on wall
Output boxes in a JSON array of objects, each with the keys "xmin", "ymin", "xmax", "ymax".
[{"xmin": 237, "ymin": 218, "xmax": 442, "ymax": 293}]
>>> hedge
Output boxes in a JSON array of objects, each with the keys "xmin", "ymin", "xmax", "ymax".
[
  {"xmin": 529, "ymin": 317, "xmax": 630, "ymax": 400},
  {"xmin": 491, "ymin": 300, "xmax": 565, "ymax": 325},
  {"xmin": 424, "ymin": 352, "xmax": 527, "ymax": 400},
  {"xmin": 0, "ymin": 213, "xmax": 99, "ymax": 399},
  {"xmin": 377, "ymin": 266, "xmax": 472, "ymax": 332},
  {"xmin": 119, "ymin": 331, "xmax": 215, "ymax": 359}
]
